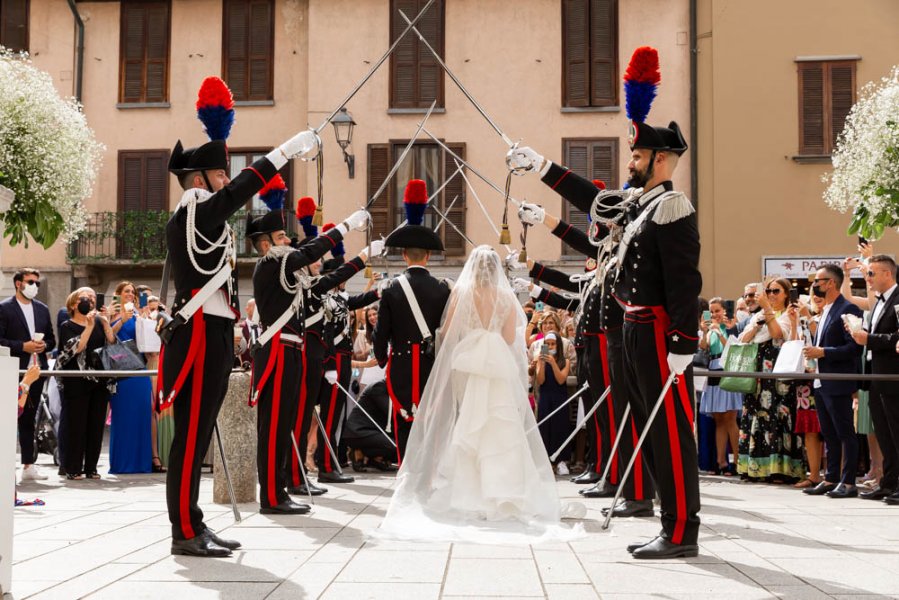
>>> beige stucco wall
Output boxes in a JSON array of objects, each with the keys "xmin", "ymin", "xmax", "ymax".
[{"xmin": 696, "ymin": 0, "xmax": 899, "ymax": 299}]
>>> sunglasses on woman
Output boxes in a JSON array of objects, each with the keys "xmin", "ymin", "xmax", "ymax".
[{"xmin": 764, "ymin": 288, "xmax": 782, "ymax": 295}]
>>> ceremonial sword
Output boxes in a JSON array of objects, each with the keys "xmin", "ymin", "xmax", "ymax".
[
  {"xmin": 331, "ymin": 379, "xmax": 397, "ymax": 449},
  {"xmin": 549, "ymin": 386, "xmax": 612, "ymax": 462}
]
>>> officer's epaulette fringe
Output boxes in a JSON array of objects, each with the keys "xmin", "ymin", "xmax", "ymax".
[{"xmin": 651, "ymin": 192, "xmax": 695, "ymax": 225}]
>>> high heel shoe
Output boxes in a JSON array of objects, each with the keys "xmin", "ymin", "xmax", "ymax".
[{"xmin": 152, "ymin": 456, "xmax": 167, "ymax": 473}]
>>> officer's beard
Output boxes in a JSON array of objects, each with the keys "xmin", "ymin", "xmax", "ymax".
[{"xmin": 627, "ymin": 159, "xmax": 654, "ymax": 189}]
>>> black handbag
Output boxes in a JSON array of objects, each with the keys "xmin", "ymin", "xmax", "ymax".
[{"xmin": 95, "ymin": 340, "xmax": 146, "ymax": 372}]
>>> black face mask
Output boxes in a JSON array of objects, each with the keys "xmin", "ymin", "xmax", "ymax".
[
  {"xmin": 77, "ymin": 300, "xmax": 92, "ymax": 316},
  {"xmin": 811, "ymin": 285, "xmax": 827, "ymax": 298}
]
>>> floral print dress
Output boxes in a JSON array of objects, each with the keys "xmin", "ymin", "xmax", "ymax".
[{"xmin": 737, "ymin": 313, "xmax": 805, "ymax": 481}]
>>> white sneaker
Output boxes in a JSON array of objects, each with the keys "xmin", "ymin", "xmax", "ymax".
[
  {"xmin": 556, "ymin": 461, "xmax": 570, "ymax": 476},
  {"xmin": 20, "ymin": 465, "xmax": 48, "ymax": 481}
]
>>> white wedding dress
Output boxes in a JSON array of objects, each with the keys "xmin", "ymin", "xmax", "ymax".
[{"xmin": 375, "ymin": 246, "xmax": 584, "ymax": 544}]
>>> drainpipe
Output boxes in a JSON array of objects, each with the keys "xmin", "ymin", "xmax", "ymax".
[
  {"xmin": 689, "ymin": 0, "xmax": 698, "ymax": 207},
  {"xmin": 67, "ymin": 0, "xmax": 84, "ymax": 103}
]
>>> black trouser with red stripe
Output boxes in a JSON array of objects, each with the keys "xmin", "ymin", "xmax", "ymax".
[
  {"xmin": 605, "ymin": 326, "xmax": 655, "ymax": 501},
  {"xmin": 582, "ymin": 334, "xmax": 616, "ymax": 479},
  {"xmin": 289, "ymin": 334, "xmax": 326, "ymax": 487},
  {"xmin": 315, "ymin": 352, "xmax": 352, "ymax": 473},
  {"xmin": 622, "ymin": 308, "xmax": 700, "ymax": 545},
  {"xmin": 163, "ymin": 314, "xmax": 234, "ymax": 541},
  {"xmin": 253, "ymin": 339, "xmax": 302, "ymax": 508}
]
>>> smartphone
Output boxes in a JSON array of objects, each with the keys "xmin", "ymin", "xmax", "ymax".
[
  {"xmin": 535, "ymin": 301, "xmax": 545, "ymax": 311},
  {"xmin": 724, "ymin": 300, "xmax": 735, "ymax": 319},
  {"xmin": 858, "ymin": 235, "xmax": 868, "ymax": 246},
  {"xmin": 113, "ymin": 294, "xmax": 121, "ymax": 306},
  {"xmin": 96, "ymin": 293, "xmax": 105, "ymax": 309},
  {"xmin": 789, "ymin": 289, "xmax": 800, "ymax": 305},
  {"xmin": 139, "ymin": 292, "xmax": 149, "ymax": 308},
  {"xmin": 702, "ymin": 310, "xmax": 712, "ymax": 323},
  {"xmin": 540, "ymin": 344, "xmax": 550, "ymax": 356}
]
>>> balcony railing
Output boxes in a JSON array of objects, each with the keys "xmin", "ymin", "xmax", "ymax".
[{"xmin": 67, "ymin": 210, "xmax": 292, "ymax": 264}]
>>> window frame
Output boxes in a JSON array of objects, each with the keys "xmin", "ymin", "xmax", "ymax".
[
  {"xmin": 560, "ymin": 137, "xmax": 619, "ymax": 257},
  {"xmin": 561, "ymin": 0, "xmax": 619, "ymax": 109},
  {"xmin": 116, "ymin": 149, "xmax": 171, "ymax": 213},
  {"xmin": 118, "ymin": 0, "xmax": 172, "ymax": 105},
  {"xmin": 0, "ymin": 0, "xmax": 29, "ymax": 53},
  {"xmin": 222, "ymin": 0, "xmax": 275, "ymax": 103},
  {"xmin": 796, "ymin": 59, "xmax": 857, "ymax": 158},
  {"xmin": 388, "ymin": 0, "xmax": 446, "ymax": 110}
]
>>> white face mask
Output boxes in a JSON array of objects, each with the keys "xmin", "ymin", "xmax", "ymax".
[
  {"xmin": 149, "ymin": 310, "xmax": 159, "ymax": 321},
  {"xmin": 735, "ymin": 310, "xmax": 750, "ymax": 323},
  {"xmin": 21, "ymin": 283, "xmax": 39, "ymax": 300}
]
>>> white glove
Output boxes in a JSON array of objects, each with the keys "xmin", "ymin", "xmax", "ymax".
[
  {"xmin": 505, "ymin": 251, "xmax": 526, "ymax": 271},
  {"xmin": 343, "ymin": 209, "xmax": 371, "ymax": 232},
  {"xmin": 267, "ymin": 130, "xmax": 320, "ymax": 168},
  {"xmin": 512, "ymin": 277, "xmax": 533, "ymax": 294},
  {"xmin": 324, "ymin": 371, "xmax": 338, "ymax": 386},
  {"xmin": 505, "ymin": 146, "xmax": 545, "ymax": 174},
  {"xmin": 667, "ymin": 353, "xmax": 694, "ymax": 376},
  {"xmin": 517, "ymin": 202, "xmax": 546, "ymax": 225},
  {"xmin": 364, "ymin": 239, "xmax": 385, "ymax": 259}
]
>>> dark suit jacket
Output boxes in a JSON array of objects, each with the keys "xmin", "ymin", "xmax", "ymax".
[
  {"xmin": 0, "ymin": 296, "xmax": 56, "ymax": 369},
  {"xmin": 866, "ymin": 285, "xmax": 899, "ymax": 395},
  {"xmin": 373, "ymin": 267, "xmax": 451, "ymax": 412},
  {"xmin": 814, "ymin": 295, "xmax": 863, "ymax": 395}
]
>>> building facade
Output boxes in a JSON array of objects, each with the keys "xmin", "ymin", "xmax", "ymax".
[{"xmin": 2, "ymin": 0, "xmax": 692, "ymax": 314}]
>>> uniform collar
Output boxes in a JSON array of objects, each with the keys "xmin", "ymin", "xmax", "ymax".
[
  {"xmin": 406, "ymin": 265, "xmax": 429, "ymax": 275},
  {"xmin": 638, "ymin": 181, "xmax": 674, "ymax": 207}
]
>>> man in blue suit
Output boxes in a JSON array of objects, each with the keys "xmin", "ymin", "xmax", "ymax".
[
  {"xmin": 0, "ymin": 268, "xmax": 56, "ymax": 481},
  {"xmin": 802, "ymin": 264, "xmax": 863, "ymax": 498}
]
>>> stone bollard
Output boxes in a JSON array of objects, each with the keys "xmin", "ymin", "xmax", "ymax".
[{"xmin": 213, "ymin": 370, "xmax": 257, "ymax": 504}]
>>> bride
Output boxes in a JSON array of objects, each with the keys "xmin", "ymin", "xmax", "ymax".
[{"xmin": 375, "ymin": 245, "xmax": 584, "ymax": 544}]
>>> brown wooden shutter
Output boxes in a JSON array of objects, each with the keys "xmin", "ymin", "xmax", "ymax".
[
  {"xmin": 561, "ymin": 139, "xmax": 617, "ymax": 255},
  {"xmin": 120, "ymin": 2, "xmax": 170, "ymax": 103},
  {"xmin": 562, "ymin": 0, "xmax": 590, "ymax": 108},
  {"xmin": 0, "ymin": 0, "xmax": 29, "ymax": 53},
  {"xmin": 829, "ymin": 62, "xmax": 855, "ymax": 150},
  {"xmin": 118, "ymin": 150, "xmax": 170, "ymax": 212},
  {"xmin": 368, "ymin": 144, "xmax": 391, "ymax": 240},
  {"xmin": 441, "ymin": 143, "xmax": 466, "ymax": 256},
  {"xmin": 390, "ymin": 0, "xmax": 443, "ymax": 109},
  {"xmin": 224, "ymin": 0, "xmax": 274, "ymax": 101},
  {"xmin": 225, "ymin": 1, "xmax": 249, "ymax": 99},
  {"xmin": 589, "ymin": 0, "xmax": 617, "ymax": 106},
  {"xmin": 248, "ymin": 0, "xmax": 273, "ymax": 100},
  {"xmin": 798, "ymin": 63, "xmax": 825, "ymax": 155},
  {"xmin": 416, "ymin": 0, "xmax": 442, "ymax": 107}
]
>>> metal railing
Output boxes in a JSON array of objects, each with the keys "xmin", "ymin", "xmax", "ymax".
[{"xmin": 66, "ymin": 209, "xmax": 296, "ymax": 263}]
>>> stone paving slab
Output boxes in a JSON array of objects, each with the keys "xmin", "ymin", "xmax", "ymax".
[{"xmin": 7, "ymin": 455, "xmax": 899, "ymax": 599}]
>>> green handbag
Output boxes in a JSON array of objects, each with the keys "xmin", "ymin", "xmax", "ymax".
[{"xmin": 719, "ymin": 342, "xmax": 759, "ymax": 394}]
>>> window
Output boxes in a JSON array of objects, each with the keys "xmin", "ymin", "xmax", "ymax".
[
  {"xmin": 228, "ymin": 150, "xmax": 294, "ymax": 253},
  {"xmin": 797, "ymin": 60, "xmax": 857, "ymax": 156},
  {"xmin": 223, "ymin": 0, "xmax": 274, "ymax": 102},
  {"xmin": 0, "ymin": 0, "xmax": 28, "ymax": 53},
  {"xmin": 117, "ymin": 150, "xmax": 169, "ymax": 259},
  {"xmin": 367, "ymin": 141, "xmax": 466, "ymax": 256},
  {"xmin": 561, "ymin": 138, "xmax": 618, "ymax": 255},
  {"xmin": 389, "ymin": 0, "xmax": 444, "ymax": 109},
  {"xmin": 562, "ymin": 0, "xmax": 618, "ymax": 108},
  {"xmin": 119, "ymin": 1, "xmax": 170, "ymax": 104}
]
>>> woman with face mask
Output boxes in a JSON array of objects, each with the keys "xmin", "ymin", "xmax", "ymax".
[{"xmin": 56, "ymin": 288, "xmax": 116, "ymax": 480}]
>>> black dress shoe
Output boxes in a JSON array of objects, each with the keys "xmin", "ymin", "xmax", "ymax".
[
  {"xmin": 580, "ymin": 480, "xmax": 617, "ymax": 498},
  {"xmin": 171, "ymin": 535, "xmax": 232, "ymax": 557},
  {"xmin": 571, "ymin": 464, "xmax": 600, "ymax": 484},
  {"xmin": 205, "ymin": 529, "xmax": 241, "ymax": 550},
  {"xmin": 627, "ymin": 539, "xmax": 652, "ymax": 553},
  {"xmin": 318, "ymin": 470, "xmax": 355, "ymax": 484},
  {"xmin": 802, "ymin": 481, "xmax": 837, "ymax": 496},
  {"xmin": 288, "ymin": 483, "xmax": 328, "ymax": 496},
  {"xmin": 631, "ymin": 536, "xmax": 699, "ymax": 560},
  {"xmin": 826, "ymin": 484, "xmax": 858, "ymax": 498},
  {"xmin": 601, "ymin": 499, "xmax": 654, "ymax": 518},
  {"xmin": 885, "ymin": 492, "xmax": 899, "ymax": 506},
  {"xmin": 860, "ymin": 486, "xmax": 894, "ymax": 500},
  {"xmin": 369, "ymin": 459, "xmax": 399, "ymax": 472},
  {"xmin": 260, "ymin": 500, "xmax": 312, "ymax": 515}
]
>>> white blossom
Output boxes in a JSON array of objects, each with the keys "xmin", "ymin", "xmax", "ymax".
[
  {"xmin": 0, "ymin": 47, "xmax": 104, "ymax": 247},
  {"xmin": 823, "ymin": 66, "xmax": 899, "ymax": 240}
]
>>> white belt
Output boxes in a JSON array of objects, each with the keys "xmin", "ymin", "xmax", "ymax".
[
  {"xmin": 281, "ymin": 333, "xmax": 304, "ymax": 346},
  {"xmin": 333, "ymin": 334, "xmax": 345, "ymax": 347},
  {"xmin": 305, "ymin": 310, "xmax": 324, "ymax": 328},
  {"xmin": 623, "ymin": 303, "xmax": 650, "ymax": 313}
]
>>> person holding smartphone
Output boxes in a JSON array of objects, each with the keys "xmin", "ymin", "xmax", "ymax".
[{"xmin": 535, "ymin": 333, "xmax": 573, "ymax": 476}]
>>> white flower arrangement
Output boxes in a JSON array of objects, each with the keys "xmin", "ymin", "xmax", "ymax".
[
  {"xmin": 823, "ymin": 66, "xmax": 899, "ymax": 241},
  {"xmin": 0, "ymin": 47, "xmax": 104, "ymax": 247}
]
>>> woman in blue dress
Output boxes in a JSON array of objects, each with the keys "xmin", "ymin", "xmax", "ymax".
[
  {"xmin": 108, "ymin": 281, "xmax": 153, "ymax": 474},
  {"xmin": 535, "ymin": 333, "xmax": 574, "ymax": 476}
]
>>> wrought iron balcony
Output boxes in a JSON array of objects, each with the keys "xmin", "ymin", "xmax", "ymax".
[{"xmin": 66, "ymin": 209, "xmax": 293, "ymax": 264}]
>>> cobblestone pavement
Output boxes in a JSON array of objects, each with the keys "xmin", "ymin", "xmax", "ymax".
[{"xmin": 10, "ymin": 456, "xmax": 899, "ymax": 599}]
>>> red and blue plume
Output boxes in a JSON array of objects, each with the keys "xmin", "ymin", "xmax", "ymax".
[
  {"xmin": 322, "ymin": 222, "xmax": 345, "ymax": 257},
  {"xmin": 296, "ymin": 196, "xmax": 318, "ymax": 237},
  {"xmin": 623, "ymin": 46, "xmax": 660, "ymax": 124},
  {"xmin": 258, "ymin": 175, "xmax": 286, "ymax": 211},
  {"xmin": 403, "ymin": 179, "xmax": 428, "ymax": 226},
  {"xmin": 196, "ymin": 76, "xmax": 235, "ymax": 141}
]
